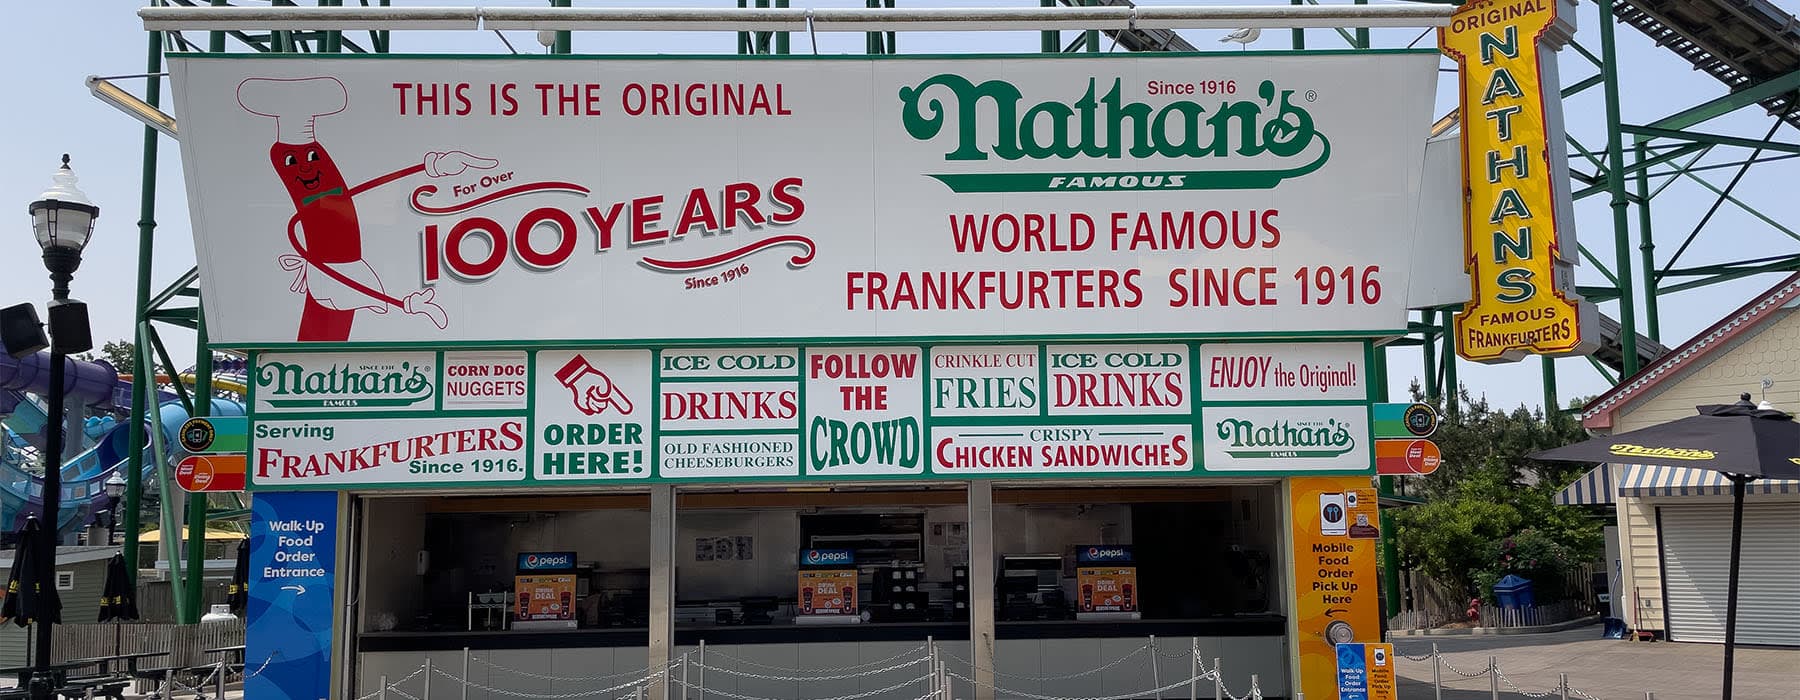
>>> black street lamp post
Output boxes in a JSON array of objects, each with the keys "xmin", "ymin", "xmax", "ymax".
[
  {"xmin": 26, "ymin": 155, "xmax": 97, "ymax": 700},
  {"xmin": 104, "ymin": 473, "xmax": 126, "ymax": 545}
]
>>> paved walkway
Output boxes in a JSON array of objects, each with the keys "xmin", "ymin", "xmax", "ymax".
[{"xmin": 1388, "ymin": 626, "xmax": 1800, "ymax": 699}]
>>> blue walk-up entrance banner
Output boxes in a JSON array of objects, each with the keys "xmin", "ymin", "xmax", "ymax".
[{"xmin": 247, "ymin": 491, "xmax": 339, "ymax": 700}]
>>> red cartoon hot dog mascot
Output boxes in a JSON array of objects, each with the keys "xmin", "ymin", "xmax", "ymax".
[{"xmin": 238, "ymin": 76, "xmax": 487, "ymax": 342}]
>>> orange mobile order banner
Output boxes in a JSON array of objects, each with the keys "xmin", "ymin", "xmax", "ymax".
[
  {"xmin": 798, "ymin": 570, "xmax": 858, "ymax": 616},
  {"xmin": 1289, "ymin": 477, "xmax": 1382, "ymax": 700},
  {"xmin": 1076, "ymin": 567, "xmax": 1139, "ymax": 613},
  {"xmin": 514, "ymin": 575, "xmax": 576, "ymax": 622}
]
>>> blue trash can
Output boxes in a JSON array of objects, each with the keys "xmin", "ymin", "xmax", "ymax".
[
  {"xmin": 1602, "ymin": 617, "xmax": 1627, "ymax": 639},
  {"xmin": 1493, "ymin": 574, "xmax": 1535, "ymax": 610}
]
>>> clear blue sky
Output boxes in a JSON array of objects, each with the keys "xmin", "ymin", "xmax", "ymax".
[{"xmin": 2, "ymin": 0, "xmax": 1794, "ymax": 413}]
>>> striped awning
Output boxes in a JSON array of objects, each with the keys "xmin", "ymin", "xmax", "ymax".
[
  {"xmin": 1617, "ymin": 464, "xmax": 1800, "ymax": 498},
  {"xmin": 1554, "ymin": 463, "xmax": 1618, "ymax": 505}
]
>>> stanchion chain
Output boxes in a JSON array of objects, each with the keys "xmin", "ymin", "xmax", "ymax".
[
  {"xmin": 692, "ymin": 654, "xmax": 928, "ymax": 681},
  {"xmin": 431, "ymin": 663, "xmax": 666, "ymax": 698},
  {"xmin": 1438, "ymin": 655, "xmax": 1494, "ymax": 678},
  {"xmin": 1394, "ymin": 648, "xmax": 1436, "ymax": 662},
  {"xmin": 944, "ymin": 667, "xmax": 1206, "ymax": 700},
  {"xmin": 1493, "ymin": 666, "xmax": 1558, "ymax": 699},
  {"xmin": 472, "ymin": 654, "xmax": 670, "ymax": 683},
  {"xmin": 667, "ymin": 672, "xmax": 933, "ymax": 700},
  {"xmin": 706, "ymin": 644, "xmax": 927, "ymax": 674},
  {"xmin": 940, "ymin": 643, "xmax": 1150, "ymax": 681}
]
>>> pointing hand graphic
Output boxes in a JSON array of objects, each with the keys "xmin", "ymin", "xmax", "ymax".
[
  {"xmin": 424, "ymin": 150, "xmax": 499, "ymax": 178},
  {"xmin": 402, "ymin": 288, "xmax": 449, "ymax": 329},
  {"xmin": 555, "ymin": 355, "xmax": 633, "ymax": 416}
]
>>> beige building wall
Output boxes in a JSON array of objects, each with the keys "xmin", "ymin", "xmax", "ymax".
[{"xmin": 1607, "ymin": 308, "xmax": 1800, "ymax": 634}]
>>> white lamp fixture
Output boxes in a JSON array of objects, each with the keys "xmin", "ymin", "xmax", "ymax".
[
  {"xmin": 29, "ymin": 155, "xmax": 99, "ymax": 256},
  {"xmin": 104, "ymin": 472, "xmax": 127, "ymax": 499}
]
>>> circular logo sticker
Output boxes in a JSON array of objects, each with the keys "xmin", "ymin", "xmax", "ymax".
[
  {"xmin": 178, "ymin": 418, "xmax": 215, "ymax": 453},
  {"xmin": 1403, "ymin": 403, "xmax": 1439, "ymax": 437}
]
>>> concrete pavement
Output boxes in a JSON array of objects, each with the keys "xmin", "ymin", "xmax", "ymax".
[{"xmin": 1388, "ymin": 626, "xmax": 1800, "ymax": 699}]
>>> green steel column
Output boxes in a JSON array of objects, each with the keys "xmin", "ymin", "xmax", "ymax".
[
  {"xmin": 210, "ymin": 0, "xmax": 225, "ymax": 51},
  {"xmin": 1084, "ymin": 0, "xmax": 1099, "ymax": 52},
  {"xmin": 868, "ymin": 0, "xmax": 882, "ymax": 55},
  {"xmin": 1634, "ymin": 142, "xmax": 1660, "ymax": 341},
  {"xmin": 1374, "ymin": 349, "xmax": 1400, "ymax": 620},
  {"xmin": 775, "ymin": 0, "xmax": 789, "ymax": 55},
  {"xmin": 1291, "ymin": 0, "xmax": 1304, "ymax": 49},
  {"xmin": 1542, "ymin": 356, "xmax": 1558, "ymax": 415},
  {"xmin": 321, "ymin": 0, "xmax": 342, "ymax": 53},
  {"xmin": 1354, "ymin": 0, "xmax": 1369, "ymax": 49},
  {"xmin": 742, "ymin": 0, "xmax": 754, "ymax": 55},
  {"xmin": 1597, "ymin": 0, "xmax": 1640, "ymax": 377},
  {"xmin": 755, "ymin": 0, "xmax": 771, "ymax": 55},
  {"xmin": 1040, "ymin": 0, "xmax": 1058, "ymax": 53},
  {"xmin": 1440, "ymin": 309, "xmax": 1459, "ymax": 417},
  {"xmin": 182, "ymin": 310, "xmax": 213, "ymax": 623},
  {"xmin": 884, "ymin": 0, "xmax": 896, "ymax": 54},
  {"xmin": 552, "ymin": 0, "xmax": 572, "ymax": 54},
  {"xmin": 1421, "ymin": 313, "xmax": 1439, "ymax": 403},
  {"xmin": 124, "ymin": 25, "xmax": 164, "ymax": 581}
]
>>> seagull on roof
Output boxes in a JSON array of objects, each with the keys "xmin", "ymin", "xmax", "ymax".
[{"xmin": 1220, "ymin": 27, "xmax": 1261, "ymax": 49}]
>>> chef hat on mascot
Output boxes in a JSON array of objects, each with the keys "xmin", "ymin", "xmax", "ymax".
[{"xmin": 237, "ymin": 77, "xmax": 348, "ymax": 144}]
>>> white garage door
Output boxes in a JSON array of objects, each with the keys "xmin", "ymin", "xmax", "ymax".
[{"xmin": 1658, "ymin": 504, "xmax": 1800, "ymax": 646}]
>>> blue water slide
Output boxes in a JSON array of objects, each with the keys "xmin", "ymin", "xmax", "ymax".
[{"xmin": 0, "ymin": 351, "xmax": 242, "ymax": 536}]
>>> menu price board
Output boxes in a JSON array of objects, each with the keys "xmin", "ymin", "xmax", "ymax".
[
  {"xmin": 1076, "ymin": 566, "xmax": 1140, "ymax": 616},
  {"xmin": 514, "ymin": 574, "xmax": 577, "ymax": 625}
]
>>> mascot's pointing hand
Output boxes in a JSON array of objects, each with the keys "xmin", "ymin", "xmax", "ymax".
[
  {"xmin": 402, "ymin": 288, "xmax": 449, "ymax": 329},
  {"xmin": 424, "ymin": 151, "xmax": 499, "ymax": 178}
]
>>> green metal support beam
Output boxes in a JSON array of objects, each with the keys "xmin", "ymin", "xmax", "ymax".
[
  {"xmin": 182, "ymin": 304, "xmax": 213, "ymax": 623},
  {"xmin": 124, "ymin": 24, "xmax": 164, "ymax": 581},
  {"xmin": 1598, "ymin": 0, "xmax": 1640, "ymax": 378},
  {"xmin": 1622, "ymin": 125, "xmax": 1800, "ymax": 155},
  {"xmin": 1641, "ymin": 69, "xmax": 1800, "ymax": 136},
  {"xmin": 1560, "ymin": 73, "xmax": 1605, "ymax": 98},
  {"xmin": 1634, "ymin": 142, "xmax": 1660, "ymax": 341}
]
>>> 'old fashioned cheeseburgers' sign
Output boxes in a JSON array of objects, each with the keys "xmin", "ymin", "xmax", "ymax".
[{"xmin": 1442, "ymin": 0, "xmax": 1598, "ymax": 363}]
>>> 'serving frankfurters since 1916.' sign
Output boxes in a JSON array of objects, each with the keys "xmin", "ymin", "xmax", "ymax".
[{"xmin": 169, "ymin": 54, "xmax": 1439, "ymax": 346}]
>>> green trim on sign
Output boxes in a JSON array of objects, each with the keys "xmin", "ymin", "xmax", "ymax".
[
  {"xmin": 434, "ymin": 352, "xmax": 445, "ymax": 412},
  {"xmin": 213, "ymin": 329, "xmax": 1410, "ymax": 353},
  {"xmin": 174, "ymin": 48, "xmax": 1438, "ymax": 62},
  {"xmin": 649, "ymin": 349, "xmax": 662, "ymax": 479},
  {"xmin": 927, "ymin": 139, "xmax": 1329, "ymax": 193},
  {"xmin": 659, "ymin": 375, "xmax": 801, "ymax": 384},
  {"xmin": 660, "ymin": 428, "xmax": 800, "ymax": 437},
  {"xmin": 524, "ymin": 349, "xmax": 538, "ymax": 484}
]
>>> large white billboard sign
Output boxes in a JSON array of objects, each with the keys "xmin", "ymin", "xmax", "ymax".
[{"xmin": 171, "ymin": 54, "xmax": 1438, "ymax": 345}]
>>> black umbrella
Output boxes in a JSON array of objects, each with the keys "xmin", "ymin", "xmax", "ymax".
[
  {"xmin": 1533, "ymin": 393, "xmax": 1799, "ymax": 700},
  {"xmin": 0, "ymin": 516, "xmax": 61, "ymax": 627},
  {"xmin": 226, "ymin": 540, "xmax": 249, "ymax": 614},
  {"xmin": 97, "ymin": 553, "xmax": 138, "ymax": 622}
]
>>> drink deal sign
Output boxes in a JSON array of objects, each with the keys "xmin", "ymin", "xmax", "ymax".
[{"xmin": 170, "ymin": 54, "xmax": 1437, "ymax": 346}]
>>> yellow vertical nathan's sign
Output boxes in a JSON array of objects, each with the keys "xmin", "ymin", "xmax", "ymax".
[
  {"xmin": 1443, "ymin": 0, "xmax": 1598, "ymax": 363},
  {"xmin": 1288, "ymin": 477, "xmax": 1382, "ymax": 700}
]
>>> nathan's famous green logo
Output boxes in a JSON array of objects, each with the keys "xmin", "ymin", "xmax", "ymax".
[
  {"xmin": 256, "ymin": 360, "xmax": 433, "ymax": 409},
  {"xmin": 1215, "ymin": 417, "xmax": 1356, "ymax": 459},
  {"xmin": 898, "ymin": 75, "xmax": 1329, "ymax": 193}
]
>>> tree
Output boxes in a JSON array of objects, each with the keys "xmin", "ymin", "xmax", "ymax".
[
  {"xmin": 1391, "ymin": 382, "xmax": 1604, "ymax": 602},
  {"xmin": 98, "ymin": 340, "xmax": 136, "ymax": 370}
]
